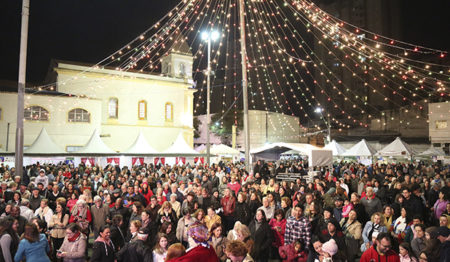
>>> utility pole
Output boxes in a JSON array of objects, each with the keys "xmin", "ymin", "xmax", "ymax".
[
  {"xmin": 206, "ymin": 36, "xmax": 211, "ymax": 166},
  {"xmin": 239, "ymin": 0, "xmax": 250, "ymax": 171},
  {"xmin": 15, "ymin": 0, "xmax": 30, "ymax": 178}
]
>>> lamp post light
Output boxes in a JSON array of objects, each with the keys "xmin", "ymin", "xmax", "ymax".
[
  {"xmin": 315, "ymin": 107, "xmax": 331, "ymax": 143},
  {"xmin": 202, "ymin": 30, "xmax": 220, "ymax": 166}
]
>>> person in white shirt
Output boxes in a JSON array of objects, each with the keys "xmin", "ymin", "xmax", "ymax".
[
  {"xmin": 19, "ymin": 199, "xmax": 34, "ymax": 221},
  {"xmin": 34, "ymin": 199, "xmax": 54, "ymax": 225}
]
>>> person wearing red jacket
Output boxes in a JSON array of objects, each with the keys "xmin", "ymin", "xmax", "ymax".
[
  {"xmin": 278, "ymin": 239, "xmax": 308, "ymax": 262},
  {"xmin": 221, "ymin": 188, "xmax": 236, "ymax": 232},
  {"xmin": 360, "ymin": 232, "xmax": 400, "ymax": 262}
]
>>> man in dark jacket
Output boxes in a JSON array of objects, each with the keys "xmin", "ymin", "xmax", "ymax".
[
  {"xmin": 29, "ymin": 187, "xmax": 43, "ymax": 211},
  {"xmin": 117, "ymin": 228, "xmax": 153, "ymax": 262},
  {"xmin": 437, "ymin": 226, "xmax": 450, "ymax": 262},
  {"xmin": 402, "ymin": 187, "xmax": 424, "ymax": 221}
]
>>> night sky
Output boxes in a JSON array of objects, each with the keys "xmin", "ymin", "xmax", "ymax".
[{"xmin": 0, "ymin": 0, "xmax": 449, "ymax": 84}]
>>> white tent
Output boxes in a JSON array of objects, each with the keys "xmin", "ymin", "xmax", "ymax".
[
  {"xmin": 342, "ymin": 139, "xmax": 377, "ymax": 157},
  {"xmin": 419, "ymin": 146, "xmax": 445, "ymax": 156},
  {"xmin": 376, "ymin": 137, "xmax": 417, "ymax": 157},
  {"xmin": 324, "ymin": 140, "xmax": 347, "ymax": 156},
  {"xmin": 201, "ymin": 144, "xmax": 240, "ymax": 156},
  {"xmin": 24, "ymin": 128, "xmax": 66, "ymax": 154},
  {"xmin": 76, "ymin": 129, "xmax": 116, "ymax": 154},
  {"xmin": 163, "ymin": 133, "xmax": 199, "ymax": 155},
  {"xmin": 251, "ymin": 142, "xmax": 332, "ymax": 167},
  {"xmin": 124, "ymin": 131, "xmax": 159, "ymax": 154}
]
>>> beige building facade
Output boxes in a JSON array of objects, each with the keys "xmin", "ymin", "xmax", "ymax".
[{"xmin": 0, "ymin": 51, "xmax": 195, "ymax": 153}]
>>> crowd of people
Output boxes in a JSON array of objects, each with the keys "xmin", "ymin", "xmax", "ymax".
[{"xmin": 0, "ymin": 159, "xmax": 449, "ymax": 262}]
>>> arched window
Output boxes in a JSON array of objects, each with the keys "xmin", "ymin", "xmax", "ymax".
[
  {"xmin": 179, "ymin": 63, "xmax": 186, "ymax": 76},
  {"xmin": 24, "ymin": 106, "xmax": 49, "ymax": 121},
  {"xmin": 68, "ymin": 108, "xmax": 90, "ymax": 123},
  {"xmin": 165, "ymin": 102, "xmax": 173, "ymax": 122},
  {"xmin": 138, "ymin": 100, "xmax": 147, "ymax": 120},
  {"xmin": 108, "ymin": 98, "xmax": 118, "ymax": 118}
]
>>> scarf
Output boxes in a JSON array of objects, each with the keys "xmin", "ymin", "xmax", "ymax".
[{"xmin": 68, "ymin": 232, "xmax": 81, "ymax": 242}]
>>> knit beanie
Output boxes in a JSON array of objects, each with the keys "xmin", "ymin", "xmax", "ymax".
[{"xmin": 322, "ymin": 239, "xmax": 338, "ymax": 256}]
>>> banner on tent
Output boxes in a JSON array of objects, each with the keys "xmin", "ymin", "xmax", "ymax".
[
  {"xmin": 154, "ymin": 157, "xmax": 166, "ymax": 166},
  {"xmin": 81, "ymin": 158, "xmax": 96, "ymax": 166},
  {"xmin": 132, "ymin": 157, "xmax": 144, "ymax": 166},
  {"xmin": 176, "ymin": 157, "xmax": 186, "ymax": 165},
  {"xmin": 194, "ymin": 157, "xmax": 204, "ymax": 164},
  {"xmin": 107, "ymin": 158, "xmax": 120, "ymax": 166}
]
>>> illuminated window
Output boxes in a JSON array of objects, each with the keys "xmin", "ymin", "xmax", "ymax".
[
  {"xmin": 165, "ymin": 102, "xmax": 173, "ymax": 121},
  {"xmin": 436, "ymin": 120, "xmax": 447, "ymax": 129},
  {"xmin": 24, "ymin": 106, "xmax": 49, "ymax": 121},
  {"xmin": 108, "ymin": 98, "xmax": 118, "ymax": 118},
  {"xmin": 66, "ymin": 146, "xmax": 82, "ymax": 152},
  {"xmin": 68, "ymin": 108, "xmax": 90, "ymax": 123},
  {"xmin": 138, "ymin": 100, "xmax": 147, "ymax": 120}
]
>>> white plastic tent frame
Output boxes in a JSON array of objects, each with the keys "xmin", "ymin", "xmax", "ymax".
[
  {"xmin": 376, "ymin": 137, "xmax": 417, "ymax": 158},
  {"xmin": 324, "ymin": 139, "xmax": 347, "ymax": 156},
  {"xmin": 24, "ymin": 128, "xmax": 66, "ymax": 155},
  {"xmin": 342, "ymin": 139, "xmax": 377, "ymax": 157},
  {"xmin": 73, "ymin": 129, "xmax": 116, "ymax": 155},
  {"xmin": 163, "ymin": 133, "xmax": 199, "ymax": 156},
  {"xmin": 123, "ymin": 131, "xmax": 159, "ymax": 155}
]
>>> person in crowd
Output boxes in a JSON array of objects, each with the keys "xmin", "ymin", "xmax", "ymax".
[
  {"xmin": 152, "ymin": 233, "xmax": 168, "ymax": 262},
  {"xmin": 117, "ymin": 227, "xmax": 153, "ymax": 262},
  {"xmin": 165, "ymin": 243, "xmax": 186, "ymax": 261},
  {"xmin": 205, "ymin": 206, "xmax": 222, "ymax": 230},
  {"xmin": 392, "ymin": 207, "xmax": 410, "ymax": 243},
  {"xmin": 285, "ymin": 204, "xmax": 311, "ymax": 249},
  {"xmin": 69, "ymin": 199, "xmax": 91, "ymax": 235},
  {"xmin": 360, "ymin": 232, "xmax": 400, "ymax": 262},
  {"xmin": 14, "ymin": 223, "xmax": 50, "ymax": 262},
  {"xmin": 410, "ymin": 224, "xmax": 426, "ymax": 258},
  {"xmin": 383, "ymin": 205, "xmax": 395, "ymax": 232},
  {"xmin": 340, "ymin": 209, "xmax": 362, "ymax": 261},
  {"xmin": 209, "ymin": 222, "xmax": 228, "ymax": 261},
  {"xmin": 235, "ymin": 192, "xmax": 252, "ymax": 225},
  {"xmin": 225, "ymin": 240, "xmax": 254, "ymax": 262},
  {"xmin": 258, "ymin": 197, "xmax": 275, "ymax": 221},
  {"xmin": 156, "ymin": 201, "xmax": 177, "ymax": 228},
  {"xmin": 128, "ymin": 220, "xmax": 142, "ymax": 243},
  {"xmin": 362, "ymin": 212, "xmax": 387, "ymax": 251},
  {"xmin": 321, "ymin": 238, "xmax": 343, "ymax": 262},
  {"xmin": 269, "ymin": 208, "xmax": 287, "ymax": 256},
  {"xmin": 0, "ymin": 217, "xmax": 20, "ymax": 262},
  {"xmin": 9, "ymin": 206, "xmax": 27, "ymax": 236},
  {"xmin": 221, "ymin": 188, "xmax": 236, "ymax": 232},
  {"xmin": 399, "ymin": 242, "xmax": 418, "ymax": 262},
  {"xmin": 436, "ymin": 226, "xmax": 450, "ymax": 262},
  {"xmin": 248, "ymin": 209, "xmax": 273, "ymax": 262},
  {"xmin": 49, "ymin": 203, "xmax": 69, "ymax": 260},
  {"xmin": 91, "ymin": 225, "xmax": 115, "ymax": 262},
  {"xmin": 176, "ymin": 207, "xmax": 194, "ymax": 247},
  {"xmin": 361, "ymin": 187, "xmax": 383, "ymax": 217},
  {"xmin": 57, "ymin": 223, "xmax": 87, "ymax": 262},
  {"xmin": 34, "ymin": 199, "xmax": 54, "ymax": 226},
  {"xmin": 159, "ymin": 221, "xmax": 177, "ymax": 245},
  {"xmin": 91, "ymin": 195, "xmax": 110, "ymax": 238},
  {"xmin": 110, "ymin": 214, "xmax": 126, "ymax": 251},
  {"xmin": 278, "ymin": 238, "xmax": 308, "ymax": 262}
]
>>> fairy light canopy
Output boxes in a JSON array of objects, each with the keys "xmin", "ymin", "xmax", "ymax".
[{"xmin": 26, "ymin": 0, "xmax": 448, "ymax": 139}]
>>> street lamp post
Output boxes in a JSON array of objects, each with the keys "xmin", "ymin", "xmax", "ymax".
[
  {"xmin": 315, "ymin": 107, "xmax": 331, "ymax": 143},
  {"xmin": 202, "ymin": 30, "xmax": 220, "ymax": 166}
]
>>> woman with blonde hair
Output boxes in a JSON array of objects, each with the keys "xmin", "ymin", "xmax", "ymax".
[
  {"xmin": 362, "ymin": 212, "xmax": 387, "ymax": 251},
  {"xmin": 156, "ymin": 201, "xmax": 177, "ymax": 227},
  {"xmin": 69, "ymin": 199, "xmax": 92, "ymax": 235}
]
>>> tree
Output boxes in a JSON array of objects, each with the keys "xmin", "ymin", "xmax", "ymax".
[
  {"xmin": 193, "ymin": 116, "xmax": 201, "ymax": 138},
  {"xmin": 210, "ymin": 110, "xmax": 243, "ymax": 145}
]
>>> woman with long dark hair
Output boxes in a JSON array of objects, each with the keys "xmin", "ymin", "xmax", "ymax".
[
  {"xmin": 49, "ymin": 203, "xmax": 69, "ymax": 260},
  {"xmin": 14, "ymin": 223, "xmax": 50, "ymax": 262},
  {"xmin": 248, "ymin": 209, "xmax": 273, "ymax": 262},
  {"xmin": 0, "ymin": 217, "xmax": 20, "ymax": 262}
]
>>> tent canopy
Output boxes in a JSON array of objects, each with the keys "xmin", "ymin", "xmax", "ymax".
[
  {"xmin": 343, "ymin": 139, "xmax": 377, "ymax": 157},
  {"xmin": 75, "ymin": 129, "xmax": 116, "ymax": 154},
  {"xmin": 24, "ymin": 128, "xmax": 66, "ymax": 155},
  {"xmin": 124, "ymin": 131, "xmax": 159, "ymax": 154},
  {"xmin": 251, "ymin": 142, "xmax": 332, "ymax": 167},
  {"xmin": 324, "ymin": 140, "xmax": 347, "ymax": 156},
  {"xmin": 201, "ymin": 144, "xmax": 240, "ymax": 156},
  {"xmin": 376, "ymin": 137, "xmax": 417, "ymax": 157},
  {"xmin": 163, "ymin": 133, "xmax": 199, "ymax": 155},
  {"xmin": 419, "ymin": 146, "xmax": 445, "ymax": 156}
]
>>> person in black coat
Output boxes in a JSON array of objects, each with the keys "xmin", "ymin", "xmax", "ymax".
[
  {"xmin": 117, "ymin": 228, "xmax": 153, "ymax": 262},
  {"xmin": 110, "ymin": 215, "xmax": 126, "ymax": 252},
  {"xmin": 92, "ymin": 225, "xmax": 116, "ymax": 262},
  {"xmin": 235, "ymin": 192, "xmax": 252, "ymax": 225},
  {"xmin": 248, "ymin": 209, "xmax": 273, "ymax": 262}
]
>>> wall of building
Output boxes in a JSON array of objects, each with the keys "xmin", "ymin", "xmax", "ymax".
[
  {"xmin": 0, "ymin": 92, "xmax": 101, "ymax": 151},
  {"xmin": 0, "ymin": 61, "xmax": 196, "ymax": 153},
  {"xmin": 429, "ymin": 102, "xmax": 450, "ymax": 145},
  {"xmin": 195, "ymin": 110, "xmax": 302, "ymax": 149}
]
